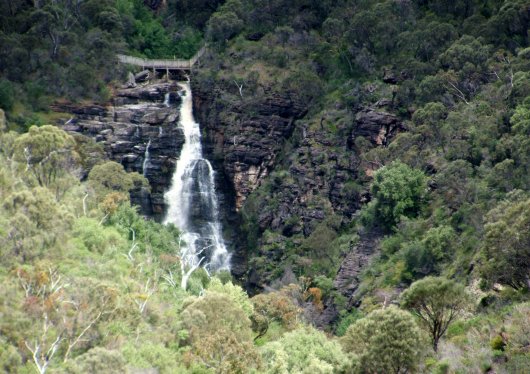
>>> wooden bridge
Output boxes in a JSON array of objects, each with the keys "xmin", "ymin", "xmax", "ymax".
[{"xmin": 117, "ymin": 45, "xmax": 207, "ymax": 71}]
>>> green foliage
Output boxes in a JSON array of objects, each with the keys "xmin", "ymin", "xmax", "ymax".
[
  {"xmin": 480, "ymin": 191, "xmax": 530, "ymax": 289},
  {"xmin": 66, "ymin": 347, "xmax": 127, "ymax": 374},
  {"xmin": 206, "ymin": 278, "xmax": 253, "ymax": 318},
  {"xmin": 251, "ymin": 289, "xmax": 300, "ymax": 341},
  {"xmin": 121, "ymin": 343, "xmax": 180, "ymax": 374},
  {"xmin": 14, "ymin": 125, "xmax": 78, "ymax": 188},
  {"xmin": 341, "ymin": 306, "xmax": 423, "ymax": 374},
  {"xmin": 362, "ymin": 161, "xmax": 428, "ymax": 229},
  {"xmin": 401, "ymin": 277, "xmax": 469, "ymax": 352},
  {"xmin": 504, "ymin": 303, "xmax": 530, "ymax": 357},
  {"xmin": 181, "ymin": 293, "xmax": 261, "ymax": 373},
  {"xmin": 261, "ymin": 326, "xmax": 351, "ymax": 374},
  {"xmin": 490, "ymin": 335, "xmax": 505, "ymax": 351},
  {"xmin": 402, "ymin": 225, "xmax": 456, "ymax": 280},
  {"xmin": 206, "ymin": 11, "xmax": 244, "ymax": 45},
  {"xmin": 0, "ymin": 79, "xmax": 15, "ymax": 112},
  {"xmin": 106, "ymin": 203, "xmax": 181, "ymax": 256},
  {"xmin": 1, "ymin": 186, "xmax": 70, "ymax": 264},
  {"xmin": 335, "ymin": 309, "xmax": 363, "ymax": 337},
  {"xmin": 72, "ymin": 217, "xmax": 125, "ymax": 253},
  {"xmin": 88, "ymin": 161, "xmax": 147, "ymax": 199},
  {"xmin": 0, "ymin": 339, "xmax": 22, "ymax": 374}
]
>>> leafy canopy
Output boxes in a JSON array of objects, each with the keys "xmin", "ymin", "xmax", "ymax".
[
  {"xmin": 341, "ymin": 306, "xmax": 423, "ymax": 374},
  {"xmin": 363, "ymin": 161, "xmax": 428, "ymax": 229},
  {"xmin": 480, "ymin": 191, "xmax": 530, "ymax": 290},
  {"xmin": 401, "ymin": 276, "xmax": 468, "ymax": 352}
]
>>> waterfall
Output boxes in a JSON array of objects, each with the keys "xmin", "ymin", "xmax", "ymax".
[
  {"xmin": 164, "ymin": 81, "xmax": 230, "ymax": 272},
  {"xmin": 163, "ymin": 92, "xmax": 170, "ymax": 107},
  {"xmin": 142, "ymin": 139, "xmax": 151, "ymax": 177}
]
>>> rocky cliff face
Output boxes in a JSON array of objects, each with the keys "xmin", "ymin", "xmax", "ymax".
[
  {"xmin": 191, "ymin": 73, "xmax": 404, "ymax": 287},
  {"xmin": 192, "ymin": 82, "xmax": 307, "ymax": 211},
  {"xmin": 59, "ymin": 82, "xmax": 184, "ymax": 220},
  {"xmin": 192, "ymin": 80, "xmax": 308, "ymax": 277}
]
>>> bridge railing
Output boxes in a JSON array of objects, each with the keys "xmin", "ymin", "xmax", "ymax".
[{"xmin": 117, "ymin": 45, "xmax": 207, "ymax": 70}]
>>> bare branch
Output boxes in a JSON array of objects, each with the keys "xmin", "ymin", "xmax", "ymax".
[
  {"xmin": 444, "ymin": 81, "xmax": 469, "ymax": 105},
  {"xmin": 233, "ymin": 80, "xmax": 244, "ymax": 98}
]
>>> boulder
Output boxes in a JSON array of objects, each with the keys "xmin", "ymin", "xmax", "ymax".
[{"xmin": 126, "ymin": 72, "xmax": 136, "ymax": 88}]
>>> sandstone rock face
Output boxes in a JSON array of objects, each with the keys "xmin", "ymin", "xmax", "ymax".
[{"xmin": 59, "ymin": 82, "xmax": 184, "ymax": 220}]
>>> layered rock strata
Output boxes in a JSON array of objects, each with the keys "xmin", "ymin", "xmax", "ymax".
[{"xmin": 60, "ymin": 82, "xmax": 184, "ymax": 220}]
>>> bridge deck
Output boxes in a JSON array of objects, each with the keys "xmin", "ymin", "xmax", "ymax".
[{"xmin": 117, "ymin": 46, "xmax": 207, "ymax": 70}]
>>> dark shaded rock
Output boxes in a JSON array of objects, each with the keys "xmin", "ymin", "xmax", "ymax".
[
  {"xmin": 382, "ymin": 67, "xmax": 399, "ymax": 84},
  {"xmin": 193, "ymin": 83, "xmax": 307, "ymax": 211},
  {"xmin": 127, "ymin": 72, "xmax": 136, "ymax": 88},
  {"xmin": 246, "ymin": 32, "xmax": 265, "ymax": 41},
  {"xmin": 352, "ymin": 108, "xmax": 404, "ymax": 146}
]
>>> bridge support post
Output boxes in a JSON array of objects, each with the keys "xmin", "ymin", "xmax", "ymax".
[{"xmin": 166, "ymin": 68, "xmax": 169, "ymax": 81}]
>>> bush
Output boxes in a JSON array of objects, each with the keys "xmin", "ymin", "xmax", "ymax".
[
  {"xmin": 335, "ymin": 309, "xmax": 363, "ymax": 337},
  {"xmin": 490, "ymin": 335, "xmax": 505, "ymax": 351},
  {"xmin": 362, "ymin": 161, "xmax": 428, "ymax": 229},
  {"xmin": 341, "ymin": 306, "xmax": 424, "ymax": 373},
  {"xmin": 262, "ymin": 326, "xmax": 351, "ymax": 373},
  {"xmin": 401, "ymin": 277, "xmax": 468, "ymax": 352}
]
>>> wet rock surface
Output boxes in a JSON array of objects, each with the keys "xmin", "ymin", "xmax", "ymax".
[{"xmin": 58, "ymin": 81, "xmax": 184, "ymax": 220}]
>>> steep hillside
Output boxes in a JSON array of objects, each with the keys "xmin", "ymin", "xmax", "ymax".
[{"xmin": 0, "ymin": 0, "xmax": 529, "ymax": 373}]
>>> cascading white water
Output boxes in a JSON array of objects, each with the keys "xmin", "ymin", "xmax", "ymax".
[
  {"xmin": 164, "ymin": 81, "xmax": 230, "ymax": 271},
  {"xmin": 142, "ymin": 139, "xmax": 151, "ymax": 177},
  {"xmin": 163, "ymin": 92, "xmax": 170, "ymax": 107}
]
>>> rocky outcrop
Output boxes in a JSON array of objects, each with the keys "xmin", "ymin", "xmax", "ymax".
[
  {"xmin": 191, "ymin": 81, "xmax": 308, "ymax": 277},
  {"xmin": 317, "ymin": 229, "xmax": 382, "ymax": 327},
  {"xmin": 58, "ymin": 82, "xmax": 184, "ymax": 220},
  {"xmin": 351, "ymin": 107, "xmax": 403, "ymax": 147}
]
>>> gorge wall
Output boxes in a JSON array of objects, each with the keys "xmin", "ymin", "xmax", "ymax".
[{"xmin": 191, "ymin": 72, "xmax": 404, "ymax": 291}]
